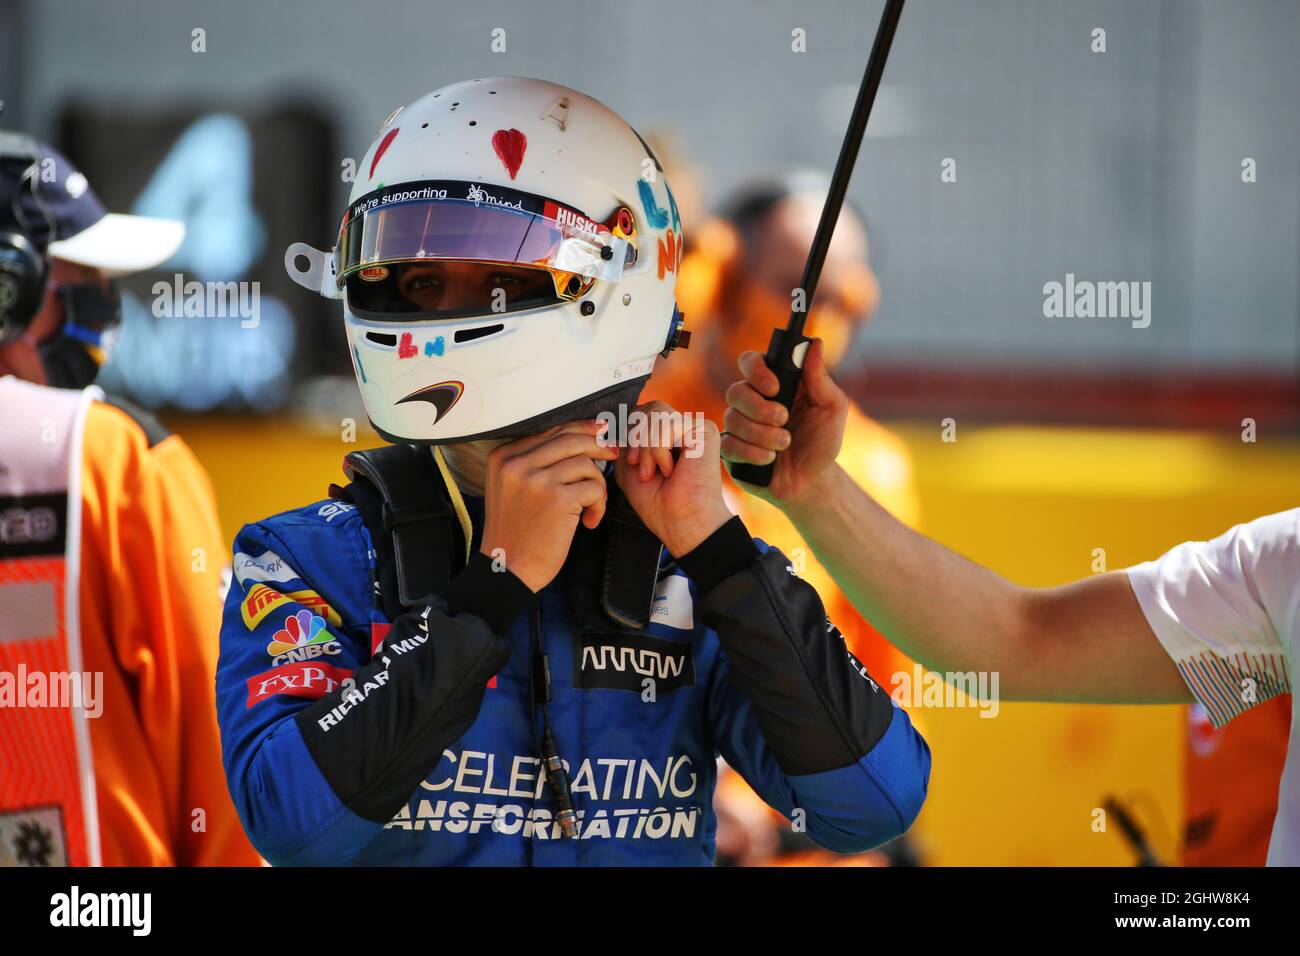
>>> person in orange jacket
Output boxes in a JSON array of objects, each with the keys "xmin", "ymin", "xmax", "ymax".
[
  {"xmin": 0, "ymin": 134, "xmax": 260, "ymax": 866},
  {"xmin": 1182, "ymin": 695, "xmax": 1290, "ymax": 865},
  {"xmin": 645, "ymin": 171, "xmax": 920, "ymax": 684},
  {"xmin": 642, "ymin": 171, "xmax": 922, "ymax": 865}
]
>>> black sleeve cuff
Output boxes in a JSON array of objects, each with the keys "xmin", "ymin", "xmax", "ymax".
[
  {"xmin": 676, "ymin": 515, "xmax": 761, "ymax": 593},
  {"xmin": 441, "ymin": 551, "xmax": 534, "ymax": 635}
]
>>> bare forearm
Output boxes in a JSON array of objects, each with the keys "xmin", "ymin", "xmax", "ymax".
[
  {"xmin": 785, "ymin": 465, "xmax": 1027, "ymax": 679},
  {"xmin": 782, "ymin": 466, "xmax": 1190, "ymax": 703}
]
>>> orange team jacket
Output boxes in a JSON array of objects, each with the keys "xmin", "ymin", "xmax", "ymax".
[
  {"xmin": 75, "ymin": 398, "xmax": 259, "ymax": 865},
  {"xmin": 1182, "ymin": 694, "xmax": 1291, "ymax": 866}
]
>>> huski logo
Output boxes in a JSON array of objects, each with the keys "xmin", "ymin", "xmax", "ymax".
[
  {"xmin": 552, "ymin": 205, "xmax": 604, "ymax": 240},
  {"xmin": 575, "ymin": 631, "xmax": 695, "ymax": 693}
]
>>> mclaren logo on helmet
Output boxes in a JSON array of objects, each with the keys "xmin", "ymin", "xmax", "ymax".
[{"xmin": 397, "ymin": 381, "xmax": 465, "ymax": 423}]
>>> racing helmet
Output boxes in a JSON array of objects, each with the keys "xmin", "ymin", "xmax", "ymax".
[{"xmin": 286, "ymin": 77, "xmax": 687, "ymax": 444}]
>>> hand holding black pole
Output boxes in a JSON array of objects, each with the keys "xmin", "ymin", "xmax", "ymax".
[{"xmin": 729, "ymin": 0, "xmax": 906, "ymax": 487}]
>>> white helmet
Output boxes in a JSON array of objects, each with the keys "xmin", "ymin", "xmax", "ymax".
[{"xmin": 286, "ymin": 76, "xmax": 687, "ymax": 443}]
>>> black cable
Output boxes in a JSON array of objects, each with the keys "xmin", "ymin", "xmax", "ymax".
[{"xmin": 529, "ymin": 599, "xmax": 579, "ymax": 840}]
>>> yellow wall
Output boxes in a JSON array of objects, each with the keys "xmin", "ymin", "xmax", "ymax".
[
  {"xmin": 169, "ymin": 413, "xmax": 1298, "ymax": 866},
  {"xmin": 893, "ymin": 423, "xmax": 1298, "ymax": 866},
  {"xmin": 167, "ymin": 414, "xmax": 382, "ymax": 547}
]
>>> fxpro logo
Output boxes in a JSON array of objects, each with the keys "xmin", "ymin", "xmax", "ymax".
[
  {"xmin": 245, "ymin": 660, "xmax": 352, "ymax": 709},
  {"xmin": 573, "ymin": 631, "xmax": 695, "ymax": 693}
]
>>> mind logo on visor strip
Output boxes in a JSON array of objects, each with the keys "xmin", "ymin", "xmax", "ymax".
[{"xmin": 397, "ymin": 381, "xmax": 465, "ymax": 423}]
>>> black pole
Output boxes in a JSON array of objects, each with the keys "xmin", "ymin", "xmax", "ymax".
[
  {"xmin": 729, "ymin": 0, "xmax": 906, "ymax": 487},
  {"xmin": 1104, "ymin": 797, "xmax": 1164, "ymax": 867}
]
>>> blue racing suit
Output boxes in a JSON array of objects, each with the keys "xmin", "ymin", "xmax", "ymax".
[{"xmin": 216, "ymin": 493, "xmax": 930, "ymax": 865}]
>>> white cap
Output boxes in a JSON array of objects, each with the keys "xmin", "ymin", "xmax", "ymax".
[{"xmin": 47, "ymin": 212, "xmax": 185, "ymax": 277}]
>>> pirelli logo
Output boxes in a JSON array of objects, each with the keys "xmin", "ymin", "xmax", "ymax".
[
  {"xmin": 573, "ymin": 631, "xmax": 695, "ymax": 693},
  {"xmin": 241, "ymin": 583, "xmax": 341, "ymax": 630}
]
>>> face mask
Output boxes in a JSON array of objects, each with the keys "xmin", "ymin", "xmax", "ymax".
[{"xmin": 38, "ymin": 280, "xmax": 121, "ymax": 389}]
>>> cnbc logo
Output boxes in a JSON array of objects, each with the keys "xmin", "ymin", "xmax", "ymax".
[{"xmin": 267, "ymin": 610, "xmax": 342, "ymax": 666}]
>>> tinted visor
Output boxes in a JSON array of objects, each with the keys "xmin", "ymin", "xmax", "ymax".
[
  {"xmin": 347, "ymin": 260, "xmax": 561, "ymax": 319},
  {"xmin": 337, "ymin": 180, "xmax": 630, "ymax": 318}
]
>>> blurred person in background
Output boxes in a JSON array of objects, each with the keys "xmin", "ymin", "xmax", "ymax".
[
  {"xmin": 722, "ymin": 342, "xmax": 1298, "ymax": 866},
  {"xmin": 1182, "ymin": 696, "xmax": 1289, "ymax": 865},
  {"xmin": 643, "ymin": 172, "xmax": 923, "ymax": 865},
  {"xmin": 645, "ymin": 172, "xmax": 919, "ymax": 679},
  {"xmin": 0, "ymin": 133, "xmax": 260, "ymax": 865},
  {"xmin": 643, "ymin": 131, "xmax": 708, "ymax": 257}
]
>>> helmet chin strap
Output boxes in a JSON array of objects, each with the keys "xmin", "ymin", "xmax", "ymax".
[
  {"xmin": 438, "ymin": 439, "xmax": 500, "ymax": 497},
  {"xmin": 430, "ymin": 446, "xmax": 473, "ymax": 565},
  {"xmin": 501, "ymin": 378, "xmax": 646, "ymax": 439}
]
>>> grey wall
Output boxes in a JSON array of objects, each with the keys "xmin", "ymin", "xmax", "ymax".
[
  {"xmin": 0, "ymin": 0, "xmax": 25, "ymax": 125},
  {"xmin": 9, "ymin": 0, "xmax": 1299, "ymax": 376}
]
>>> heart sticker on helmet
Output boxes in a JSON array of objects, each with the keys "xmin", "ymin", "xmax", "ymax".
[{"xmin": 491, "ymin": 128, "xmax": 527, "ymax": 180}]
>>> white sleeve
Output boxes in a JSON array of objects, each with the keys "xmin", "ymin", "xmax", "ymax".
[{"xmin": 1126, "ymin": 508, "xmax": 1297, "ymax": 728}]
